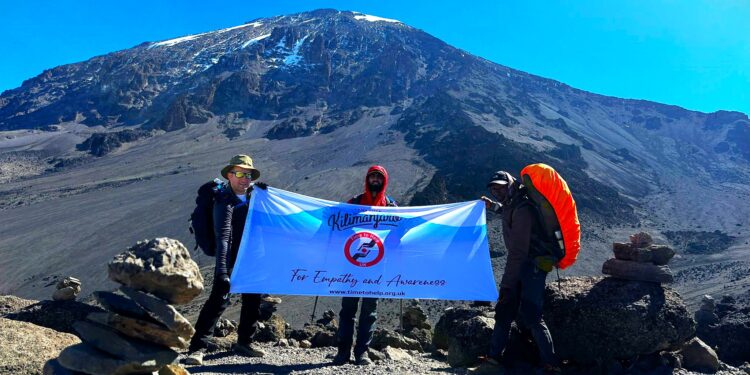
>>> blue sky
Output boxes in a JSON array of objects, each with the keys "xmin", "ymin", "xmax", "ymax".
[{"xmin": 2, "ymin": 0, "xmax": 749, "ymax": 115}]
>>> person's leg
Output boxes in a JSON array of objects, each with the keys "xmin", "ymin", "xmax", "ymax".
[
  {"xmin": 519, "ymin": 265, "xmax": 557, "ymax": 367},
  {"xmin": 334, "ymin": 297, "xmax": 359, "ymax": 363},
  {"xmin": 237, "ymin": 293, "xmax": 262, "ymax": 345},
  {"xmin": 189, "ymin": 282, "xmax": 231, "ymax": 351},
  {"xmin": 488, "ymin": 286, "xmax": 521, "ymax": 360},
  {"xmin": 353, "ymin": 298, "xmax": 379, "ymax": 359}
]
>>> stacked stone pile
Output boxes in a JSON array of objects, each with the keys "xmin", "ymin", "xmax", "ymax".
[
  {"xmin": 52, "ymin": 277, "xmax": 81, "ymax": 302},
  {"xmin": 47, "ymin": 238, "xmax": 203, "ymax": 375},
  {"xmin": 602, "ymin": 232, "xmax": 676, "ymax": 283}
]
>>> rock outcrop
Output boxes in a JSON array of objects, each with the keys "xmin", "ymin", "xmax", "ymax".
[{"xmin": 0, "ymin": 318, "xmax": 81, "ymax": 375}]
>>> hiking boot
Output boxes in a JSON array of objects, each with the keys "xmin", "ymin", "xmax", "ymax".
[
  {"xmin": 331, "ymin": 350, "xmax": 351, "ymax": 366},
  {"xmin": 469, "ymin": 356, "xmax": 505, "ymax": 374},
  {"xmin": 183, "ymin": 349, "xmax": 205, "ymax": 365},
  {"xmin": 355, "ymin": 354, "xmax": 373, "ymax": 366},
  {"xmin": 233, "ymin": 343, "xmax": 265, "ymax": 357}
]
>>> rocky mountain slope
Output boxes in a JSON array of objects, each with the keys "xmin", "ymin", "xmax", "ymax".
[{"xmin": 0, "ymin": 9, "xmax": 749, "ymax": 307}]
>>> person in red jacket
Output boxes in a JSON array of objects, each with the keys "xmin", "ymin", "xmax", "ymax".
[{"xmin": 332, "ymin": 165, "xmax": 397, "ymax": 366}]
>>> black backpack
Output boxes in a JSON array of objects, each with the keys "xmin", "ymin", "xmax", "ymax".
[{"xmin": 189, "ymin": 178, "xmax": 226, "ymax": 256}]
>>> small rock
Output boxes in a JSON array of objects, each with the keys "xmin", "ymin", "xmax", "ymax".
[
  {"xmin": 383, "ymin": 346, "xmax": 412, "ymax": 361},
  {"xmin": 120, "ymin": 287, "xmax": 195, "ymax": 339},
  {"xmin": 214, "ymin": 318, "xmax": 237, "ymax": 338},
  {"xmin": 108, "ymin": 238, "xmax": 203, "ymax": 305},
  {"xmin": 52, "ymin": 287, "xmax": 79, "ymax": 302},
  {"xmin": 299, "ymin": 340, "xmax": 312, "ymax": 349},
  {"xmin": 402, "ymin": 303, "xmax": 431, "ymax": 331},
  {"xmin": 159, "ymin": 364, "xmax": 190, "ymax": 375},
  {"xmin": 276, "ymin": 339, "xmax": 289, "ymax": 347},
  {"xmin": 368, "ymin": 348, "xmax": 387, "ymax": 362},
  {"xmin": 58, "ymin": 343, "xmax": 163, "ymax": 374},
  {"xmin": 261, "ymin": 295, "xmax": 282, "ymax": 304},
  {"xmin": 602, "ymin": 258, "xmax": 674, "ymax": 283},
  {"xmin": 87, "ymin": 311, "xmax": 189, "ymax": 349},
  {"xmin": 371, "ymin": 328, "xmax": 423, "ymax": 351},
  {"xmin": 56, "ymin": 277, "xmax": 81, "ymax": 289},
  {"xmin": 253, "ymin": 314, "xmax": 286, "ymax": 342},
  {"xmin": 613, "ymin": 243, "xmax": 653, "ymax": 263},
  {"xmin": 649, "ymin": 245, "xmax": 675, "ymax": 265},
  {"xmin": 288, "ymin": 338, "xmax": 299, "ymax": 347},
  {"xmin": 701, "ymin": 294, "xmax": 716, "ymax": 311},
  {"xmin": 678, "ymin": 337, "xmax": 720, "ymax": 373},
  {"xmin": 93, "ymin": 291, "xmax": 153, "ymax": 322},
  {"xmin": 629, "ymin": 232, "xmax": 654, "ymax": 248},
  {"xmin": 311, "ymin": 330, "xmax": 336, "ymax": 347},
  {"xmin": 315, "ymin": 309, "xmax": 338, "ymax": 328}
]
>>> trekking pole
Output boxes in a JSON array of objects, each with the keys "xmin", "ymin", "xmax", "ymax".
[
  {"xmin": 399, "ymin": 299, "xmax": 404, "ymax": 331},
  {"xmin": 556, "ymin": 268, "xmax": 562, "ymax": 290},
  {"xmin": 310, "ymin": 296, "xmax": 319, "ymax": 324}
]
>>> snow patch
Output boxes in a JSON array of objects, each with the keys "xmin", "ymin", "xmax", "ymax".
[
  {"xmin": 149, "ymin": 34, "xmax": 203, "ymax": 48},
  {"xmin": 353, "ymin": 13, "xmax": 401, "ymax": 23},
  {"xmin": 283, "ymin": 35, "xmax": 309, "ymax": 66},
  {"xmin": 217, "ymin": 22, "xmax": 262, "ymax": 33},
  {"xmin": 242, "ymin": 33, "xmax": 271, "ymax": 48}
]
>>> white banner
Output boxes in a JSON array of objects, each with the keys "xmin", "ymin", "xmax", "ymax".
[{"xmin": 230, "ymin": 187, "xmax": 498, "ymax": 301}]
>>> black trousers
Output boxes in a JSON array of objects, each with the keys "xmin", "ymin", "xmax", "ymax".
[
  {"xmin": 337, "ymin": 297, "xmax": 378, "ymax": 357},
  {"xmin": 190, "ymin": 281, "xmax": 261, "ymax": 351}
]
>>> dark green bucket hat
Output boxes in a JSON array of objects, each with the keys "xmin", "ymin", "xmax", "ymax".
[{"xmin": 221, "ymin": 154, "xmax": 260, "ymax": 180}]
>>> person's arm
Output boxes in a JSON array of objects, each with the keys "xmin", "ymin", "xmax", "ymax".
[
  {"xmin": 213, "ymin": 198, "xmax": 234, "ymax": 281},
  {"xmin": 499, "ymin": 205, "xmax": 532, "ymax": 289},
  {"xmin": 481, "ymin": 196, "xmax": 502, "ymax": 213}
]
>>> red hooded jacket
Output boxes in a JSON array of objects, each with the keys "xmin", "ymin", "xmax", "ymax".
[{"xmin": 349, "ymin": 165, "xmax": 392, "ymax": 207}]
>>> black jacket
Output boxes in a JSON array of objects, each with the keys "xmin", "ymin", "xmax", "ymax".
[
  {"xmin": 499, "ymin": 185, "xmax": 548, "ymax": 289},
  {"xmin": 213, "ymin": 188, "xmax": 250, "ymax": 279}
]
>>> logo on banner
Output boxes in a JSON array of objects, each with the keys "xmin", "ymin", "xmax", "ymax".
[{"xmin": 344, "ymin": 232, "xmax": 384, "ymax": 267}]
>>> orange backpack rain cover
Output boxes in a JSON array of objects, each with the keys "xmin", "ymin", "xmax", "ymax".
[{"xmin": 520, "ymin": 163, "xmax": 581, "ymax": 269}]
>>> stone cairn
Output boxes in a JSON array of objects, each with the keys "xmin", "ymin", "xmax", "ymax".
[
  {"xmin": 53, "ymin": 277, "xmax": 82, "ymax": 301},
  {"xmin": 602, "ymin": 232, "xmax": 676, "ymax": 283},
  {"xmin": 47, "ymin": 238, "xmax": 204, "ymax": 375}
]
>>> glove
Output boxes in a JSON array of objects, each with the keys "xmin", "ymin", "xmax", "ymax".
[
  {"xmin": 215, "ymin": 275, "xmax": 231, "ymax": 295},
  {"xmin": 254, "ymin": 182, "xmax": 268, "ymax": 190}
]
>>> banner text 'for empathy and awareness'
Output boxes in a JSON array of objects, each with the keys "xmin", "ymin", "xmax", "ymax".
[{"xmin": 230, "ymin": 188, "xmax": 498, "ymax": 301}]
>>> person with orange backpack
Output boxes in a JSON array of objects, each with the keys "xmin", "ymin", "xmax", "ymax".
[{"xmin": 480, "ymin": 169, "xmax": 560, "ymax": 373}]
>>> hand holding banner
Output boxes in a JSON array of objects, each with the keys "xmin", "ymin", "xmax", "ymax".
[{"xmin": 230, "ymin": 187, "xmax": 498, "ymax": 301}]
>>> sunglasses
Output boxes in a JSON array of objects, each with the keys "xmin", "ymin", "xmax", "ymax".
[{"xmin": 229, "ymin": 171, "xmax": 254, "ymax": 179}]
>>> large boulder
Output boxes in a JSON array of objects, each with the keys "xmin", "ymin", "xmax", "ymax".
[
  {"xmin": 0, "ymin": 318, "xmax": 81, "ymax": 375},
  {"xmin": 678, "ymin": 337, "xmax": 720, "ymax": 373},
  {"xmin": 696, "ymin": 295, "xmax": 750, "ymax": 365},
  {"xmin": 543, "ymin": 277, "xmax": 695, "ymax": 365},
  {"xmin": 433, "ymin": 306, "xmax": 494, "ymax": 350},
  {"xmin": 446, "ymin": 314, "xmax": 494, "ymax": 367},
  {"xmin": 108, "ymin": 238, "xmax": 203, "ymax": 305}
]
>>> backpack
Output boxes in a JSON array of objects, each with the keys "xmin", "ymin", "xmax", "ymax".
[
  {"xmin": 519, "ymin": 163, "xmax": 581, "ymax": 270},
  {"xmin": 189, "ymin": 178, "xmax": 226, "ymax": 256}
]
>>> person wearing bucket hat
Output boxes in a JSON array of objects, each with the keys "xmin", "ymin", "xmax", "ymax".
[
  {"xmin": 477, "ymin": 170, "xmax": 559, "ymax": 373},
  {"xmin": 186, "ymin": 154, "xmax": 267, "ymax": 364}
]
